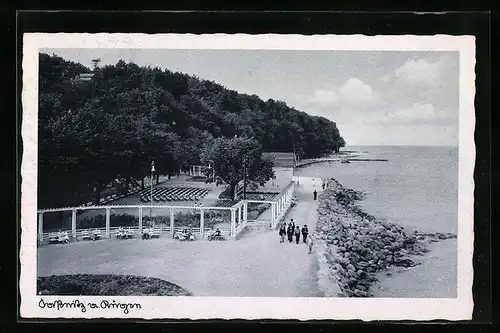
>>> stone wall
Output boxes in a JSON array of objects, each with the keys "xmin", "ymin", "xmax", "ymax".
[{"xmin": 314, "ymin": 178, "xmax": 456, "ymax": 297}]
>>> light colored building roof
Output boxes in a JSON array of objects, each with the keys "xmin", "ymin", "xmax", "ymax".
[
  {"xmin": 76, "ymin": 73, "xmax": 94, "ymax": 81},
  {"xmin": 262, "ymin": 152, "xmax": 296, "ymax": 167}
]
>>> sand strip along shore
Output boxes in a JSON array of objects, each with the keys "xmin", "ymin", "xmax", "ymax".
[{"xmin": 314, "ymin": 178, "xmax": 456, "ymax": 297}]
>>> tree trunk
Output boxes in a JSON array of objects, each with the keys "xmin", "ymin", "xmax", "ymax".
[
  {"xmin": 58, "ymin": 211, "xmax": 64, "ymax": 230},
  {"xmin": 125, "ymin": 175, "xmax": 130, "ymax": 193},
  {"xmin": 93, "ymin": 182, "xmax": 101, "ymax": 206},
  {"xmin": 156, "ymin": 173, "xmax": 159, "ymax": 184},
  {"xmin": 141, "ymin": 174, "xmax": 144, "ymax": 190},
  {"xmin": 230, "ymin": 184, "xmax": 236, "ymax": 201}
]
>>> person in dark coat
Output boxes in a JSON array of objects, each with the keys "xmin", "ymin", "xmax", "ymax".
[
  {"xmin": 290, "ymin": 219, "xmax": 295, "ymax": 231},
  {"xmin": 287, "ymin": 225, "xmax": 294, "ymax": 243},
  {"xmin": 322, "ymin": 182, "xmax": 325, "ymax": 190},
  {"xmin": 301, "ymin": 224, "xmax": 309, "ymax": 243},
  {"xmin": 294, "ymin": 226, "xmax": 301, "ymax": 244},
  {"xmin": 279, "ymin": 225, "xmax": 286, "ymax": 243},
  {"xmin": 313, "ymin": 190, "xmax": 318, "ymax": 200}
]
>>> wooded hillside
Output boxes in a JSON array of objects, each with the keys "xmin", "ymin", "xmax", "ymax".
[{"xmin": 38, "ymin": 53, "xmax": 345, "ymax": 208}]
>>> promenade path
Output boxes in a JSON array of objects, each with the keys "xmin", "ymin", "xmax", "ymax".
[{"xmin": 38, "ymin": 178, "xmax": 325, "ymax": 297}]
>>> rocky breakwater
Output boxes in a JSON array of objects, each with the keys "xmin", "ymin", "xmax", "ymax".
[{"xmin": 315, "ymin": 178, "xmax": 456, "ymax": 297}]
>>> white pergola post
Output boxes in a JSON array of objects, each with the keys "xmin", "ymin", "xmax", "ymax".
[
  {"xmin": 271, "ymin": 203, "xmax": 275, "ymax": 227},
  {"xmin": 200, "ymin": 209, "xmax": 205, "ymax": 239},
  {"xmin": 238, "ymin": 205, "xmax": 242, "ymax": 226},
  {"xmin": 38, "ymin": 212, "xmax": 44, "ymax": 242},
  {"xmin": 138, "ymin": 207, "xmax": 143, "ymax": 234},
  {"xmin": 105, "ymin": 208, "xmax": 110, "ymax": 236},
  {"xmin": 71, "ymin": 209, "xmax": 77, "ymax": 239},
  {"xmin": 243, "ymin": 201, "xmax": 248, "ymax": 226},
  {"xmin": 170, "ymin": 208, "xmax": 174, "ymax": 235},
  {"xmin": 230, "ymin": 209, "xmax": 236, "ymax": 238}
]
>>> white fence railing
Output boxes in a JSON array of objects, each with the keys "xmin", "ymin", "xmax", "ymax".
[
  {"xmin": 40, "ymin": 225, "xmax": 232, "ymax": 244},
  {"xmin": 38, "ymin": 182, "xmax": 296, "ymax": 245}
]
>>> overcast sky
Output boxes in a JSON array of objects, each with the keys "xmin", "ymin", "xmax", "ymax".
[{"xmin": 42, "ymin": 48, "xmax": 459, "ymax": 146}]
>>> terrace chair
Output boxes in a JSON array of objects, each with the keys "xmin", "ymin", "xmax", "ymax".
[
  {"xmin": 195, "ymin": 188, "xmax": 206, "ymax": 197},
  {"xmin": 186, "ymin": 189, "xmax": 196, "ymax": 200},
  {"xmin": 174, "ymin": 186, "xmax": 187, "ymax": 196},
  {"xmin": 192, "ymin": 188, "xmax": 204, "ymax": 196},
  {"xmin": 174, "ymin": 188, "xmax": 185, "ymax": 200},
  {"xmin": 179, "ymin": 188, "xmax": 191, "ymax": 200},
  {"xmin": 200, "ymin": 189, "xmax": 209, "ymax": 199},
  {"xmin": 169, "ymin": 187, "xmax": 183, "ymax": 198}
]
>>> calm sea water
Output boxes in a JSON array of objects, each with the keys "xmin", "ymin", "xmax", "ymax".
[{"xmin": 296, "ymin": 146, "xmax": 458, "ymax": 235}]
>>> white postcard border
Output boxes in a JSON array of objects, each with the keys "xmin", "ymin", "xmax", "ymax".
[{"xmin": 21, "ymin": 33, "xmax": 476, "ymax": 320}]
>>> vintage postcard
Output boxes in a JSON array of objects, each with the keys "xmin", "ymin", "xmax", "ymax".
[{"xmin": 20, "ymin": 33, "xmax": 475, "ymax": 320}]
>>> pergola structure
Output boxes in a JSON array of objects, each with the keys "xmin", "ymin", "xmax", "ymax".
[
  {"xmin": 37, "ymin": 181, "xmax": 296, "ymax": 243},
  {"xmin": 189, "ymin": 165, "xmax": 209, "ymax": 177}
]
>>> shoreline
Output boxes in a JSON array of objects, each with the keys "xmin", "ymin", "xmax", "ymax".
[
  {"xmin": 314, "ymin": 178, "xmax": 456, "ymax": 297},
  {"xmin": 294, "ymin": 151, "xmax": 388, "ymax": 169}
]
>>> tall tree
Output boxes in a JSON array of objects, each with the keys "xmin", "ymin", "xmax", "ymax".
[{"xmin": 200, "ymin": 136, "xmax": 274, "ymax": 200}]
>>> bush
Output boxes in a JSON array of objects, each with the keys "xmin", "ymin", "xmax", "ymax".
[
  {"xmin": 77, "ymin": 214, "xmax": 138, "ymax": 229},
  {"xmin": 218, "ymin": 185, "xmax": 233, "ymax": 199},
  {"xmin": 75, "ymin": 204, "xmax": 268, "ymax": 230},
  {"xmin": 38, "ymin": 274, "xmax": 193, "ymax": 296},
  {"xmin": 247, "ymin": 203, "xmax": 270, "ymax": 220}
]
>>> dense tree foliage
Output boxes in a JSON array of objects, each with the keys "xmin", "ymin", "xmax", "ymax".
[
  {"xmin": 38, "ymin": 53, "xmax": 345, "ymax": 208},
  {"xmin": 200, "ymin": 136, "xmax": 275, "ymax": 200}
]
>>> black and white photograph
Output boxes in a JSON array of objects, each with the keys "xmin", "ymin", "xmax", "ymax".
[{"xmin": 20, "ymin": 33, "xmax": 475, "ymax": 320}]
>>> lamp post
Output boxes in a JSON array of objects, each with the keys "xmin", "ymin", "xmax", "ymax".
[
  {"xmin": 243, "ymin": 155, "xmax": 248, "ymax": 200},
  {"xmin": 150, "ymin": 161, "xmax": 155, "ymax": 222},
  {"xmin": 208, "ymin": 159, "xmax": 215, "ymax": 184}
]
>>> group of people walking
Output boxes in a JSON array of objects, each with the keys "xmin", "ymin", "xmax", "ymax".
[{"xmin": 279, "ymin": 219, "xmax": 309, "ymax": 244}]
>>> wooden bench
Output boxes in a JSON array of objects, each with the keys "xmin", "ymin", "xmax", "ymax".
[
  {"xmin": 92, "ymin": 229, "xmax": 102, "ymax": 240},
  {"xmin": 125, "ymin": 229, "xmax": 134, "ymax": 238},
  {"xmin": 116, "ymin": 228, "xmax": 127, "ymax": 239},
  {"xmin": 49, "ymin": 231, "xmax": 69, "ymax": 243},
  {"xmin": 207, "ymin": 231, "xmax": 225, "ymax": 241},
  {"xmin": 81, "ymin": 230, "xmax": 91, "ymax": 240},
  {"xmin": 49, "ymin": 233, "xmax": 59, "ymax": 243},
  {"xmin": 150, "ymin": 228, "xmax": 160, "ymax": 238}
]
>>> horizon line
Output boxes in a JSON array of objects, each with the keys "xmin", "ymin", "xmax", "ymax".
[{"xmin": 343, "ymin": 144, "xmax": 458, "ymax": 147}]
